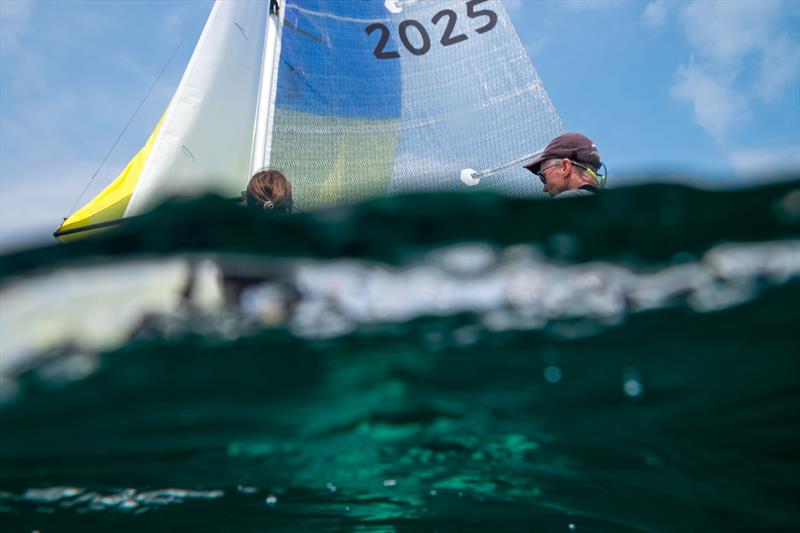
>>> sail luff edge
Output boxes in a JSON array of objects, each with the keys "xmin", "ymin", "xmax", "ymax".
[{"xmin": 249, "ymin": 0, "xmax": 286, "ymax": 176}]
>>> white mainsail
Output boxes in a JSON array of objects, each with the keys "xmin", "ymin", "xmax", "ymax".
[
  {"xmin": 55, "ymin": 0, "xmax": 270, "ymax": 240},
  {"xmin": 56, "ymin": 0, "xmax": 563, "ymax": 240},
  {"xmin": 126, "ymin": 0, "xmax": 269, "ymax": 216}
]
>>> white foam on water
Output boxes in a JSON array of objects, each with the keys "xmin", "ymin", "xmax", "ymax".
[
  {"xmin": 2, "ymin": 486, "xmax": 225, "ymax": 514},
  {"xmin": 1, "ymin": 241, "xmax": 798, "ymax": 392}
]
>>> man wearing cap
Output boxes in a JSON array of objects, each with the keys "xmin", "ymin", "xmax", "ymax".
[{"xmin": 525, "ymin": 133, "xmax": 605, "ymax": 198}]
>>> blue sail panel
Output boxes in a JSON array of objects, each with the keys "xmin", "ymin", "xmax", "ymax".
[
  {"xmin": 276, "ymin": 0, "xmax": 402, "ymax": 120},
  {"xmin": 269, "ymin": 0, "xmax": 563, "ymax": 210}
]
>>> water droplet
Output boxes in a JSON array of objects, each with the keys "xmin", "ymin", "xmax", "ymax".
[
  {"xmin": 326, "ymin": 482, "xmax": 337, "ymax": 492},
  {"xmin": 623, "ymin": 378, "xmax": 643, "ymax": 397},
  {"xmin": 544, "ymin": 365, "xmax": 563, "ymax": 383},
  {"xmin": 623, "ymin": 367, "xmax": 644, "ymax": 398},
  {"xmin": 382, "ymin": 479, "xmax": 397, "ymax": 487},
  {"xmin": 265, "ymin": 494, "xmax": 277, "ymax": 507}
]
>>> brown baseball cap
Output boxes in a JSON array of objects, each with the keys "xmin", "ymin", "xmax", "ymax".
[{"xmin": 524, "ymin": 132, "xmax": 602, "ymax": 174}]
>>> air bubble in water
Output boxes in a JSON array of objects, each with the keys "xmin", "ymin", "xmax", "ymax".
[
  {"xmin": 383, "ymin": 479, "xmax": 397, "ymax": 487},
  {"xmin": 326, "ymin": 482, "xmax": 337, "ymax": 492},
  {"xmin": 624, "ymin": 379, "xmax": 643, "ymax": 397},
  {"xmin": 430, "ymin": 489, "xmax": 438, "ymax": 496},
  {"xmin": 544, "ymin": 365, "xmax": 563, "ymax": 383},
  {"xmin": 569, "ymin": 524, "xmax": 576, "ymax": 531},
  {"xmin": 265, "ymin": 494, "xmax": 277, "ymax": 506},
  {"xmin": 623, "ymin": 368, "xmax": 643, "ymax": 397}
]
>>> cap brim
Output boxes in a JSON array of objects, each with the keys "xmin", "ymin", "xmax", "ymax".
[{"xmin": 524, "ymin": 156, "xmax": 545, "ymax": 174}]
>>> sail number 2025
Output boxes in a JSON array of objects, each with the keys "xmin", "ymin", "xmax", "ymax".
[{"xmin": 366, "ymin": 0, "xmax": 497, "ymax": 60}]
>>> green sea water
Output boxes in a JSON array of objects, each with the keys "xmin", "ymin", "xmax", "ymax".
[{"xmin": 1, "ymin": 182, "xmax": 799, "ymax": 531}]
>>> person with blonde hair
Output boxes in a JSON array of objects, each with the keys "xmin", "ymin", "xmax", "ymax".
[{"xmin": 243, "ymin": 169, "xmax": 293, "ymax": 213}]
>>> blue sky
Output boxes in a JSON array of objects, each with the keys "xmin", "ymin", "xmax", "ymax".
[{"xmin": 1, "ymin": 0, "xmax": 799, "ymax": 250}]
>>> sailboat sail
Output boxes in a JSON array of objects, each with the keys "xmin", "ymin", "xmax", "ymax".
[
  {"xmin": 56, "ymin": 0, "xmax": 268, "ymax": 240},
  {"xmin": 56, "ymin": 0, "xmax": 563, "ymax": 240},
  {"xmin": 55, "ymin": 114, "xmax": 167, "ymax": 241},
  {"xmin": 124, "ymin": 0, "xmax": 269, "ymax": 217},
  {"xmin": 268, "ymin": 0, "xmax": 564, "ymax": 210}
]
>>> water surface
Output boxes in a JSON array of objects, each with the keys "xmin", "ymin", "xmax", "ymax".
[{"xmin": 2, "ymin": 182, "xmax": 799, "ymax": 531}]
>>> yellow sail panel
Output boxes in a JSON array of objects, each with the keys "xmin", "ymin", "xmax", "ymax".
[{"xmin": 56, "ymin": 115, "xmax": 165, "ymax": 242}]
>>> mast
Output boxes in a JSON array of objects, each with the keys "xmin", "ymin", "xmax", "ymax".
[{"xmin": 249, "ymin": 0, "xmax": 285, "ymax": 177}]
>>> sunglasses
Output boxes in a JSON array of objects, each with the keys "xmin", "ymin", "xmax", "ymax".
[
  {"xmin": 535, "ymin": 160, "xmax": 563, "ymax": 182},
  {"xmin": 536, "ymin": 159, "xmax": 607, "ymax": 189}
]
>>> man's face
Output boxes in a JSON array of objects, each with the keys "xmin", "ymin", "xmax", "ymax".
[{"xmin": 537, "ymin": 159, "xmax": 569, "ymax": 197}]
